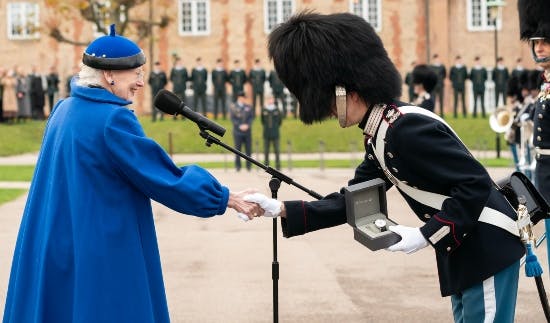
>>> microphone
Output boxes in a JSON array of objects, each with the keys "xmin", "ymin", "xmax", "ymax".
[{"xmin": 153, "ymin": 89, "xmax": 226, "ymax": 137}]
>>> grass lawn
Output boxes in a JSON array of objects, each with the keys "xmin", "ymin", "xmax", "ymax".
[
  {"xmin": 0, "ymin": 113, "xmax": 503, "ymax": 156},
  {"xmin": 0, "ymin": 189, "xmax": 27, "ymax": 205}
]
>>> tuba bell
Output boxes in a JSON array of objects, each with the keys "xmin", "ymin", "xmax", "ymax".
[{"xmin": 489, "ymin": 106, "xmax": 514, "ymax": 133}]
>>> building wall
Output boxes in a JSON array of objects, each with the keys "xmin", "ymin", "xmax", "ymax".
[{"xmin": 0, "ymin": 0, "xmax": 536, "ymax": 115}]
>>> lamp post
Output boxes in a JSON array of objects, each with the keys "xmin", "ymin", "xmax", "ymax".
[{"xmin": 487, "ymin": 0, "xmax": 506, "ymax": 158}]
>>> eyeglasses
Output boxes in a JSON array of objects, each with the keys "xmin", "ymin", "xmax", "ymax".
[{"xmin": 135, "ymin": 69, "xmax": 144, "ymax": 80}]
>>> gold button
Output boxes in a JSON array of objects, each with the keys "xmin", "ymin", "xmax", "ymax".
[
  {"xmin": 424, "ymin": 213, "xmax": 431, "ymax": 219},
  {"xmin": 539, "ymin": 114, "xmax": 544, "ymax": 119},
  {"xmin": 446, "ymin": 246, "xmax": 451, "ymax": 252},
  {"xmin": 392, "ymin": 167, "xmax": 398, "ymax": 173},
  {"xmin": 368, "ymin": 154, "xmax": 374, "ymax": 160},
  {"xmin": 538, "ymin": 136, "xmax": 542, "ymax": 141}
]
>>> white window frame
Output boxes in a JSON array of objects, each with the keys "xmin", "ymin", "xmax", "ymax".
[
  {"xmin": 467, "ymin": 0, "xmax": 502, "ymax": 32},
  {"xmin": 7, "ymin": 2, "xmax": 40, "ymax": 40},
  {"xmin": 264, "ymin": 0, "xmax": 295, "ymax": 34},
  {"xmin": 349, "ymin": 0, "xmax": 382, "ymax": 32},
  {"xmin": 178, "ymin": 0, "xmax": 211, "ymax": 36}
]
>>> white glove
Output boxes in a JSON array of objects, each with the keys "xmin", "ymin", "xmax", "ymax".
[
  {"xmin": 236, "ymin": 213, "xmax": 250, "ymax": 222},
  {"xmin": 244, "ymin": 193, "xmax": 282, "ymax": 218},
  {"xmin": 386, "ymin": 225, "xmax": 428, "ymax": 254}
]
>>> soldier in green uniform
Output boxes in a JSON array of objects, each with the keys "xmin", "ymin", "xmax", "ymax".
[
  {"xmin": 429, "ymin": 53, "xmax": 447, "ymax": 117},
  {"xmin": 268, "ymin": 69, "xmax": 286, "ymax": 117},
  {"xmin": 148, "ymin": 61, "xmax": 167, "ymax": 122},
  {"xmin": 492, "ymin": 56, "xmax": 510, "ymax": 107},
  {"xmin": 229, "ymin": 60, "xmax": 247, "ymax": 103},
  {"xmin": 211, "ymin": 58, "xmax": 228, "ymax": 119},
  {"xmin": 191, "ymin": 57, "xmax": 208, "ymax": 115},
  {"xmin": 249, "ymin": 58, "xmax": 266, "ymax": 117},
  {"xmin": 169, "ymin": 56, "xmax": 188, "ymax": 120},
  {"xmin": 261, "ymin": 96, "xmax": 282, "ymax": 169},
  {"xmin": 469, "ymin": 56, "xmax": 488, "ymax": 118},
  {"xmin": 449, "ymin": 55, "xmax": 468, "ymax": 118}
]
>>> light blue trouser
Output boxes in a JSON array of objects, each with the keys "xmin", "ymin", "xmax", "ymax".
[{"xmin": 451, "ymin": 260, "xmax": 519, "ymax": 323}]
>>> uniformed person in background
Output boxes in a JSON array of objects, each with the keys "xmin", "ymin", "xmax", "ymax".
[
  {"xmin": 492, "ymin": 56, "xmax": 510, "ymax": 108},
  {"xmin": 191, "ymin": 57, "xmax": 208, "ymax": 115},
  {"xmin": 229, "ymin": 91, "xmax": 254, "ymax": 172},
  {"xmin": 404, "ymin": 60, "xmax": 417, "ymax": 103},
  {"xmin": 169, "ymin": 56, "xmax": 188, "ymax": 120},
  {"xmin": 249, "ymin": 58, "xmax": 266, "ymax": 117},
  {"xmin": 429, "ymin": 53, "xmax": 446, "ymax": 117},
  {"xmin": 268, "ymin": 69, "xmax": 286, "ymax": 117},
  {"xmin": 148, "ymin": 61, "xmax": 167, "ymax": 122},
  {"xmin": 211, "ymin": 58, "xmax": 229, "ymax": 119},
  {"xmin": 469, "ymin": 56, "xmax": 488, "ymax": 118},
  {"xmin": 229, "ymin": 60, "xmax": 247, "ymax": 103},
  {"xmin": 511, "ymin": 57, "xmax": 528, "ymax": 83},
  {"xmin": 261, "ymin": 96, "xmax": 282, "ymax": 170},
  {"xmin": 246, "ymin": 11, "xmax": 524, "ymax": 322},
  {"xmin": 449, "ymin": 55, "xmax": 468, "ymax": 118},
  {"xmin": 519, "ymin": 0, "xmax": 550, "ymax": 276},
  {"xmin": 411, "ymin": 64, "xmax": 437, "ymax": 112}
]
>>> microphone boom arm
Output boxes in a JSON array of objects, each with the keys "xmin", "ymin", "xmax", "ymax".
[{"xmin": 199, "ymin": 129, "xmax": 324, "ymax": 200}]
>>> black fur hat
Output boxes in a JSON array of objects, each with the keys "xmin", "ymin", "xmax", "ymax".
[
  {"xmin": 412, "ymin": 64, "xmax": 438, "ymax": 93},
  {"xmin": 518, "ymin": 0, "xmax": 550, "ymax": 40},
  {"xmin": 268, "ymin": 11, "xmax": 402, "ymax": 124}
]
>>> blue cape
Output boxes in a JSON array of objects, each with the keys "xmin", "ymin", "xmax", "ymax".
[{"xmin": 3, "ymin": 83, "xmax": 229, "ymax": 322}]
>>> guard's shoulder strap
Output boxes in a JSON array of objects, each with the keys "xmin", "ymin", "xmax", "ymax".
[{"xmin": 371, "ymin": 106, "xmax": 519, "ymax": 237}]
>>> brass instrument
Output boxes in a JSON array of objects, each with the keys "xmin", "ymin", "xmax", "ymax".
[{"xmin": 489, "ymin": 106, "xmax": 514, "ymax": 133}]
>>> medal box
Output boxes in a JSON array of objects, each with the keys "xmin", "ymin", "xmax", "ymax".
[{"xmin": 344, "ymin": 178, "xmax": 401, "ymax": 251}]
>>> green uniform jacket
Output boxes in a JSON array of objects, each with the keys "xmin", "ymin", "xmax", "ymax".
[{"xmin": 191, "ymin": 68, "xmax": 208, "ymax": 94}]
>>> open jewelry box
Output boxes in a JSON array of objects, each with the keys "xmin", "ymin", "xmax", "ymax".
[{"xmin": 344, "ymin": 178, "xmax": 402, "ymax": 251}]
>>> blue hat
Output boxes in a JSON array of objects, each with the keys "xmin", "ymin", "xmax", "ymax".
[{"xmin": 82, "ymin": 24, "xmax": 146, "ymax": 70}]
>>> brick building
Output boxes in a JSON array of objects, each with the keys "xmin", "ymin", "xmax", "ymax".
[{"xmin": 0, "ymin": 0, "xmax": 535, "ymax": 116}]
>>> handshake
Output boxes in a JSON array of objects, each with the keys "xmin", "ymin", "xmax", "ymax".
[{"xmin": 228, "ymin": 191, "xmax": 283, "ymax": 222}]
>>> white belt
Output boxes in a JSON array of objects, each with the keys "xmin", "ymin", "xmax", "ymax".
[
  {"xmin": 373, "ymin": 106, "xmax": 520, "ymax": 237},
  {"xmin": 535, "ymin": 147, "xmax": 550, "ymax": 156}
]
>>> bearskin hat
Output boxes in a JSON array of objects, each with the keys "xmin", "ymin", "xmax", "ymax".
[
  {"xmin": 518, "ymin": 0, "xmax": 550, "ymax": 40},
  {"xmin": 83, "ymin": 24, "xmax": 146, "ymax": 70},
  {"xmin": 268, "ymin": 11, "xmax": 401, "ymax": 124},
  {"xmin": 412, "ymin": 64, "xmax": 438, "ymax": 93}
]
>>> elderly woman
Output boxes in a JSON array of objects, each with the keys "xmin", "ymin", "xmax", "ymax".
[{"xmin": 3, "ymin": 25, "xmax": 261, "ymax": 323}]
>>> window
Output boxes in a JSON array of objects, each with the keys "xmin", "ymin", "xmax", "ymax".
[
  {"xmin": 350, "ymin": 0, "xmax": 381, "ymax": 32},
  {"xmin": 178, "ymin": 0, "xmax": 210, "ymax": 36},
  {"xmin": 467, "ymin": 0, "xmax": 502, "ymax": 31},
  {"xmin": 7, "ymin": 2, "xmax": 40, "ymax": 40},
  {"xmin": 264, "ymin": 0, "xmax": 294, "ymax": 33}
]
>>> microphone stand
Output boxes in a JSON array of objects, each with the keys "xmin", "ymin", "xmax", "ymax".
[{"xmin": 199, "ymin": 128, "xmax": 323, "ymax": 323}]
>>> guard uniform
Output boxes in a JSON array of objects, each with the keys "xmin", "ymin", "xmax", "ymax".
[
  {"xmin": 230, "ymin": 69, "xmax": 247, "ymax": 102},
  {"xmin": 282, "ymin": 102, "xmax": 524, "ymax": 298},
  {"xmin": 493, "ymin": 64, "xmax": 510, "ymax": 107},
  {"xmin": 212, "ymin": 67, "xmax": 228, "ymax": 119},
  {"xmin": 249, "ymin": 67, "xmax": 266, "ymax": 116},
  {"xmin": 268, "ymin": 70, "xmax": 286, "ymax": 116},
  {"xmin": 261, "ymin": 103, "xmax": 282, "ymax": 169},
  {"xmin": 449, "ymin": 64, "xmax": 468, "ymax": 118},
  {"xmin": 469, "ymin": 66, "xmax": 488, "ymax": 117},
  {"xmin": 169, "ymin": 66, "xmax": 188, "ymax": 101},
  {"xmin": 230, "ymin": 97, "xmax": 254, "ymax": 171},
  {"xmin": 191, "ymin": 66, "xmax": 208, "ymax": 115}
]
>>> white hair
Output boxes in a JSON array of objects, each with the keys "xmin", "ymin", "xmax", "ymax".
[{"xmin": 76, "ymin": 64, "xmax": 105, "ymax": 87}]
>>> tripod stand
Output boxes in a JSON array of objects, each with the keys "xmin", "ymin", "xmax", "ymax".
[{"xmin": 199, "ymin": 128, "xmax": 323, "ymax": 323}]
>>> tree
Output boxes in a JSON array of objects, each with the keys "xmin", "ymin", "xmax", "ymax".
[{"xmin": 44, "ymin": 0, "xmax": 170, "ymax": 45}]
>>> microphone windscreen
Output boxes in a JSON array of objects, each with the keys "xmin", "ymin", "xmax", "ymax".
[{"xmin": 153, "ymin": 89, "xmax": 182, "ymax": 115}]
